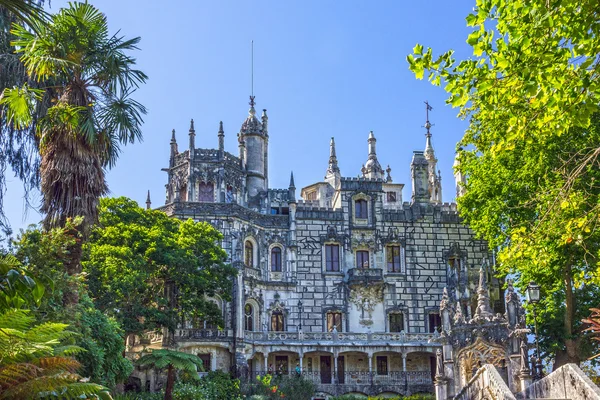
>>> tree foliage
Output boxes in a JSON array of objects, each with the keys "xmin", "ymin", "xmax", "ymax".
[
  {"xmin": 0, "ymin": 1, "xmax": 147, "ymax": 238},
  {"xmin": 84, "ymin": 197, "xmax": 237, "ymax": 337},
  {"xmin": 408, "ymin": 0, "xmax": 600, "ymax": 366},
  {"xmin": 0, "ymin": 309, "xmax": 112, "ymax": 399}
]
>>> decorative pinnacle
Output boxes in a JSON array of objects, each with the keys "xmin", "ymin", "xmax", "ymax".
[
  {"xmin": 218, "ymin": 121, "xmax": 224, "ymax": 134},
  {"xmin": 145, "ymin": 190, "xmax": 151, "ymax": 210},
  {"xmin": 474, "ymin": 265, "xmax": 494, "ymax": 319},
  {"xmin": 189, "ymin": 119, "xmax": 195, "ymax": 132},
  {"xmin": 327, "ymin": 137, "xmax": 340, "ymax": 175},
  {"xmin": 289, "ymin": 171, "xmax": 295, "ymax": 189},
  {"xmin": 170, "ymin": 129, "xmax": 176, "ymax": 143}
]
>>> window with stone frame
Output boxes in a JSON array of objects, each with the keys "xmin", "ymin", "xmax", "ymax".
[
  {"xmin": 305, "ymin": 191, "xmax": 317, "ymax": 201},
  {"xmin": 326, "ymin": 311, "xmax": 342, "ymax": 332},
  {"xmin": 376, "ymin": 356, "xmax": 388, "ymax": 375},
  {"xmin": 198, "ymin": 182, "xmax": 214, "ymax": 202},
  {"xmin": 197, "ymin": 353, "xmax": 211, "ymax": 371},
  {"xmin": 389, "ymin": 313, "xmax": 404, "ymax": 332},
  {"xmin": 244, "ymin": 304, "xmax": 254, "ymax": 331},
  {"xmin": 387, "ymin": 191, "xmax": 397, "ymax": 203},
  {"xmin": 325, "ymin": 244, "xmax": 340, "ymax": 272},
  {"xmin": 386, "ymin": 245, "xmax": 403, "ymax": 272},
  {"xmin": 271, "ymin": 247, "xmax": 282, "ymax": 272},
  {"xmin": 448, "ymin": 256, "xmax": 462, "ymax": 270},
  {"xmin": 356, "ymin": 250, "xmax": 369, "ymax": 268},
  {"xmin": 355, "ymin": 199, "xmax": 368, "ymax": 219},
  {"xmin": 245, "ymin": 241, "xmax": 254, "ymax": 267},
  {"xmin": 271, "ymin": 310, "xmax": 284, "ymax": 331},
  {"xmin": 428, "ymin": 312, "xmax": 442, "ymax": 333}
]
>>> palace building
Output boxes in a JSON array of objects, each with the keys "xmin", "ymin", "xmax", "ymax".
[{"xmin": 131, "ymin": 96, "xmax": 505, "ymax": 398}]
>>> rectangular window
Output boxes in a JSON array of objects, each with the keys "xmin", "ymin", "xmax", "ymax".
[
  {"xmin": 325, "ymin": 244, "xmax": 340, "ymax": 272},
  {"xmin": 355, "ymin": 199, "xmax": 368, "ymax": 219},
  {"xmin": 326, "ymin": 312, "xmax": 342, "ymax": 332},
  {"xmin": 376, "ymin": 356, "xmax": 388, "ymax": 375},
  {"xmin": 387, "ymin": 245, "xmax": 402, "ymax": 272},
  {"xmin": 271, "ymin": 248, "xmax": 282, "ymax": 272},
  {"xmin": 449, "ymin": 257, "xmax": 462, "ymax": 270},
  {"xmin": 305, "ymin": 191, "xmax": 317, "ymax": 201},
  {"xmin": 271, "ymin": 312, "xmax": 284, "ymax": 331},
  {"xmin": 429, "ymin": 313, "xmax": 442, "ymax": 333},
  {"xmin": 389, "ymin": 313, "xmax": 404, "ymax": 332},
  {"xmin": 198, "ymin": 353, "xmax": 211, "ymax": 371},
  {"xmin": 387, "ymin": 191, "xmax": 397, "ymax": 202},
  {"xmin": 356, "ymin": 250, "xmax": 369, "ymax": 268}
]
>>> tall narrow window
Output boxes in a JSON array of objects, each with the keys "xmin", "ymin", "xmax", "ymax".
[
  {"xmin": 448, "ymin": 257, "xmax": 462, "ymax": 270},
  {"xmin": 271, "ymin": 311, "xmax": 284, "ymax": 331},
  {"xmin": 198, "ymin": 182, "xmax": 214, "ymax": 202},
  {"xmin": 389, "ymin": 313, "xmax": 404, "ymax": 332},
  {"xmin": 387, "ymin": 245, "xmax": 402, "ymax": 272},
  {"xmin": 356, "ymin": 250, "xmax": 369, "ymax": 268},
  {"xmin": 325, "ymin": 244, "xmax": 340, "ymax": 272},
  {"xmin": 376, "ymin": 356, "xmax": 388, "ymax": 375},
  {"xmin": 245, "ymin": 241, "xmax": 254, "ymax": 267},
  {"xmin": 244, "ymin": 304, "xmax": 254, "ymax": 331},
  {"xmin": 326, "ymin": 312, "xmax": 343, "ymax": 332},
  {"xmin": 271, "ymin": 247, "xmax": 282, "ymax": 272},
  {"xmin": 355, "ymin": 199, "xmax": 368, "ymax": 219},
  {"xmin": 429, "ymin": 313, "xmax": 442, "ymax": 333}
]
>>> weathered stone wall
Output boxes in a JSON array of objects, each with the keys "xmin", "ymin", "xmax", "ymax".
[{"xmin": 517, "ymin": 364, "xmax": 600, "ymax": 400}]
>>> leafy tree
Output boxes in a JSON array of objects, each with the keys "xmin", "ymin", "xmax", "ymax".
[
  {"xmin": 83, "ymin": 197, "xmax": 237, "ymax": 341},
  {"xmin": 136, "ymin": 349, "xmax": 204, "ymax": 400},
  {"xmin": 0, "ymin": 309, "xmax": 112, "ymax": 399},
  {"xmin": 408, "ymin": 0, "xmax": 600, "ymax": 366},
  {"xmin": 0, "ymin": 253, "xmax": 46, "ymax": 310},
  {"xmin": 1, "ymin": 2, "xmax": 147, "ymax": 285},
  {"xmin": 12, "ymin": 224, "xmax": 133, "ymax": 389}
]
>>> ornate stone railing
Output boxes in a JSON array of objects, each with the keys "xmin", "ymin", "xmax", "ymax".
[
  {"xmin": 455, "ymin": 364, "xmax": 515, "ymax": 400},
  {"xmin": 244, "ymin": 330, "xmax": 438, "ymax": 343},
  {"xmin": 347, "ymin": 268, "xmax": 384, "ymax": 285},
  {"xmin": 174, "ymin": 328, "xmax": 231, "ymax": 341},
  {"xmin": 243, "ymin": 266, "xmax": 262, "ymax": 280}
]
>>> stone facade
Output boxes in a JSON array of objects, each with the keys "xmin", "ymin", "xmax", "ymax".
[{"xmin": 141, "ymin": 97, "xmax": 503, "ymax": 397}]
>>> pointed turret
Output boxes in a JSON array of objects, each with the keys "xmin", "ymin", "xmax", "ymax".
[
  {"xmin": 188, "ymin": 119, "xmax": 196, "ymax": 160},
  {"xmin": 261, "ymin": 109, "xmax": 268, "ymax": 136},
  {"xmin": 454, "ymin": 148, "xmax": 466, "ymax": 198},
  {"xmin": 169, "ymin": 129, "xmax": 178, "ymax": 168},
  {"xmin": 146, "ymin": 190, "xmax": 151, "ymax": 210},
  {"xmin": 239, "ymin": 96, "xmax": 268, "ymax": 203},
  {"xmin": 362, "ymin": 131, "xmax": 384, "ymax": 179},
  {"xmin": 473, "ymin": 265, "xmax": 494, "ymax": 321},
  {"xmin": 288, "ymin": 171, "xmax": 296, "ymax": 203},
  {"xmin": 218, "ymin": 121, "xmax": 225, "ymax": 153},
  {"xmin": 423, "ymin": 102, "xmax": 442, "ymax": 204}
]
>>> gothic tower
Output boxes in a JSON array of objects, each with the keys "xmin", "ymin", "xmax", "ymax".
[{"xmin": 239, "ymin": 96, "xmax": 269, "ymax": 208}]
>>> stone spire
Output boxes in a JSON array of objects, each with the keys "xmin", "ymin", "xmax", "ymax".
[
  {"xmin": 188, "ymin": 119, "xmax": 196, "ymax": 160},
  {"xmin": 288, "ymin": 171, "xmax": 296, "ymax": 203},
  {"xmin": 423, "ymin": 102, "xmax": 442, "ymax": 204},
  {"xmin": 261, "ymin": 109, "xmax": 268, "ymax": 136},
  {"xmin": 454, "ymin": 148, "xmax": 466, "ymax": 198},
  {"xmin": 218, "ymin": 121, "xmax": 225, "ymax": 153},
  {"xmin": 473, "ymin": 266, "xmax": 494, "ymax": 320},
  {"xmin": 169, "ymin": 129, "xmax": 178, "ymax": 168},
  {"xmin": 327, "ymin": 137, "xmax": 340, "ymax": 175},
  {"xmin": 146, "ymin": 190, "xmax": 151, "ymax": 210},
  {"xmin": 362, "ymin": 131, "xmax": 384, "ymax": 179}
]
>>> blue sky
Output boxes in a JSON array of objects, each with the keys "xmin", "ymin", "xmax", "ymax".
[{"xmin": 4, "ymin": 0, "xmax": 476, "ymax": 233}]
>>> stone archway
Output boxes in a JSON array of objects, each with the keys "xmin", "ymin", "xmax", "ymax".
[{"xmin": 456, "ymin": 337, "xmax": 506, "ymax": 387}]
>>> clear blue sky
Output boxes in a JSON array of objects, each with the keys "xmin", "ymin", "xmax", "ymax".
[{"xmin": 4, "ymin": 0, "xmax": 476, "ymax": 233}]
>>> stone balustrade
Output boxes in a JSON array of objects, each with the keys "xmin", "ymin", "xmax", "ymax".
[
  {"xmin": 174, "ymin": 328, "xmax": 230, "ymax": 341},
  {"xmin": 347, "ymin": 267, "xmax": 384, "ymax": 285},
  {"xmin": 454, "ymin": 364, "xmax": 516, "ymax": 400},
  {"xmin": 244, "ymin": 330, "xmax": 438, "ymax": 343}
]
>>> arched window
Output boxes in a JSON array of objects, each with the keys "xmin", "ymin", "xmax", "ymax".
[
  {"xmin": 271, "ymin": 247, "xmax": 282, "ymax": 272},
  {"xmin": 326, "ymin": 311, "xmax": 342, "ymax": 332},
  {"xmin": 244, "ymin": 304, "xmax": 254, "ymax": 331},
  {"xmin": 198, "ymin": 182, "xmax": 214, "ymax": 202},
  {"xmin": 271, "ymin": 310, "xmax": 284, "ymax": 331},
  {"xmin": 245, "ymin": 241, "xmax": 254, "ymax": 267},
  {"xmin": 355, "ymin": 199, "xmax": 368, "ymax": 219}
]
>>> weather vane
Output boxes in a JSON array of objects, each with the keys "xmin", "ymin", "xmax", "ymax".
[{"xmin": 424, "ymin": 101, "xmax": 434, "ymax": 134}]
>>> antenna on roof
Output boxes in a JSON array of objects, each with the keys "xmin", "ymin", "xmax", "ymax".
[{"xmin": 251, "ymin": 40, "xmax": 254, "ymax": 98}]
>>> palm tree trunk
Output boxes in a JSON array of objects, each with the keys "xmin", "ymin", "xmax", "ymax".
[
  {"xmin": 62, "ymin": 225, "xmax": 83, "ymax": 305},
  {"xmin": 164, "ymin": 364, "xmax": 175, "ymax": 400}
]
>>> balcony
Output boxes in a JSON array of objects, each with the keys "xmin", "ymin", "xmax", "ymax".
[
  {"xmin": 243, "ymin": 371, "xmax": 433, "ymax": 397},
  {"xmin": 244, "ymin": 330, "xmax": 438, "ymax": 345},
  {"xmin": 174, "ymin": 328, "xmax": 231, "ymax": 342},
  {"xmin": 347, "ymin": 267, "xmax": 384, "ymax": 285}
]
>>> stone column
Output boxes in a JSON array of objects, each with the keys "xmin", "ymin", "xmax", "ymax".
[
  {"xmin": 402, "ymin": 353, "xmax": 407, "ymax": 372},
  {"xmin": 368, "ymin": 353, "xmax": 374, "ymax": 385},
  {"xmin": 299, "ymin": 352, "xmax": 304, "ymax": 373},
  {"xmin": 333, "ymin": 354, "xmax": 338, "ymax": 384},
  {"xmin": 264, "ymin": 353, "xmax": 269, "ymax": 374},
  {"xmin": 434, "ymin": 349, "xmax": 448, "ymax": 400}
]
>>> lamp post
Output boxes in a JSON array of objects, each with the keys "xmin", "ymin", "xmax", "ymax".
[
  {"xmin": 526, "ymin": 281, "xmax": 543, "ymax": 380},
  {"xmin": 298, "ymin": 300, "xmax": 304, "ymax": 332}
]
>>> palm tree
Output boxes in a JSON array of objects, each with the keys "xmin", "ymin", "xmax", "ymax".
[
  {"xmin": 0, "ymin": 309, "xmax": 112, "ymax": 399},
  {"xmin": 136, "ymin": 349, "xmax": 204, "ymax": 400},
  {"xmin": 0, "ymin": 3, "xmax": 147, "ymax": 285}
]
